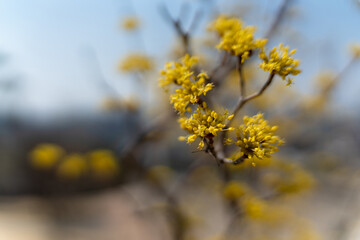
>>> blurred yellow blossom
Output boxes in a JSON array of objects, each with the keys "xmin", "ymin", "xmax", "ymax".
[
  {"xmin": 121, "ymin": 16, "xmax": 140, "ymax": 31},
  {"xmin": 57, "ymin": 153, "xmax": 87, "ymax": 179},
  {"xmin": 259, "ymin": 43, "xmax": 301, "ymax": 86},
  {"xmin": 88, "ymin": 150, "xmax": 119, "ymax": 179},
  {"xmin": 101, "ymin": 96, "xmax": 139, "ymax": 112},
  {"xmin": 263, "ymin": 159, "xmax": 315, "ymax": 194},
  {"xmin": 349, "ymin": 43, "xmax": 360, "ymax": 58},
  {"xmin": 118, "ymin": 53, "xmax": 154, "ymax": 73},
  {"xmin": 29, "ymin": 143, "xmax": 65, "ymax": 170},
  {"xmin": 241, "ymin": 195, "xmax": 267, "ymax": 219},
  {"xmin": 223, "ymin": 180, "xmax": 248, "ymax": 200}
]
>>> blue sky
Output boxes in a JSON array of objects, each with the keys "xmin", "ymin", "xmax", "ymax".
[{"xmin": 0, "ymin": 0, "xmax": 359, "ymax": 117}]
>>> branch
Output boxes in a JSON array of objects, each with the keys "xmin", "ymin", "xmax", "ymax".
[
  {"xmin": 237, "ymin": 56, "xmax": 246, "ymax": 98},
  {"xmin": 229, "ymin": 72, "xmax": 275, "ymax": 126},
  {"xmin": 218, "ymin": 73, "xmax": 276, "ymax": 159},
  {"xmin": 120, "ymin": 112, "xmax": 173, "ymax": 158},
  {"xmin": 159, "ymin": 4, "xmax": 202, "ymax": 55},
  {"xmin": 264, "ymin": 0, "xmax": 293, "ymax": 39},
  {"xmin": 205, "ymin": 137, "xmax": 233, "ymax": 164}
]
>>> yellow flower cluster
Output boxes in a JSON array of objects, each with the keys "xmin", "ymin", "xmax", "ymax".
[
  {"xmin": 88, "ymin": 150, "xmax": 119, "ymax": 178},
  {"xmin": 259, "ymin": 44, "xmax": 301, "ymax": 86},
  {"xmin": 223, "ymin": 180, "xmax": 248, "ymax": 200},
  {"xmin": 209, "ymin": 15, "xmax": 267, "ymax": 62},
  {"xmin": 208, "ymin": 15, "xmax": 241, "ymax": 37},
  {"xmin": 223, "ymin": 180, "xmax": 269, "ymax": 220},
  {"xmin": 241, "ymin": 196, "xmax": 268, "ymax": 219},
  {"xmin": 121, "ymin": 16, "xmax": 140, "ymax": 31},
  {"xmin": 160, "ymin": 55, "xmax": 214, "ymax": 114},
  {"xmin": 262, "ymin": 159, "xmax": 314, "ymax": 194},
  {"xmin": 118, "ymin": 53, "xmax": 154, "ymax": 73},
  {"xmin": 233, "ymin": 113, "xmax": 283, "ymax": 163},
  {"xmin": 178, "ymin": 104, "xmax": 234, "ymax": 149},
  {"xmin": 57, "ymin": 153, "xmax": 88, "ymax": 179},
  {"xmin": 349, "ymin": 43, "xmax": 360, "ymax": 58},
  {"xmin": 29, "ymin": 144, "xmax": 65, "ymax": 169},
  {"xmin": 29, "ymin": 144, "xmax": 120, "ymax": 180}
]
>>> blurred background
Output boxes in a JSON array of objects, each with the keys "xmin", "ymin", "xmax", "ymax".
[{"xmin": 0, "ymin": 0, "xmax": 360, "ymax": 239}]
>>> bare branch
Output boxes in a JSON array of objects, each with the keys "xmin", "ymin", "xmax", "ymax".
[
  {"xmin": 229, "ymin": 72, "xmax": 275, "ymax": 126},
  {"xmin": 159, "ymin": 3, "xmax": 203, "ymax": 55},
  {"xmin": 237, "ymin": 56, "xmax": 246, "ymax": 98},
  {"xmin": 188, "ymin": 9, "xmax": 203, "ymax": 34},
  {"xmin": 264, "ymin": 0, "xmax": 294, "ymax": 39}
]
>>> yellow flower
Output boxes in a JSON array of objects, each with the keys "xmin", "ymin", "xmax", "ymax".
[
  {"xmin": 121, "ymin": 17, "xmax": 140, "ymax": 31},
  {"xmin": 208, "ymin": 15, "xmax": 241, "ymax": 37},
  {"xmin": 349, "ymin": 43, "xmax": 360, "ymax": 58},
  {"xmin": 118, "ymin": 53, "xmax": 154, "ymax": 73},
  {"xmin": 160, "ymin": 55, "xmax": 214, "ymax": 114},
  {"xmin": 29, "ymin": 143, "xmax": 65, "ymax": 170},
  {"xmin": 223, "ymin": 181, "xmax": 248, "ymax": 200},
  {"xmin": 209, "ymin": 15, "xmax": 267, "ymax": 62},
  {"xmin": 57, "ymin": 153, "xmax": 87, "ymax": 179},
  {"xmin": 234, "ymin": 113, "xmax": 283, "ymax": 162},
  {"xmin": 159, "ymin": 54, "xmax": 199, "ymax": 88},
  {"xmin": 259, "ymin": 43, "xmax": 301, "ymax": 86},
  {"xmin": 241, "ymin": 195, "xmax": 267, "ymax": 219},
  {"xmin": 88, "ymin": 150, "xmax": 119, "ymax": 179},
  {"xmin": 262, "ymin": 159, "xmax": 315, "ymax": 194},
  {"xmin": 178, "ymin": 105, "xmax": 234, "ymax": 149}
]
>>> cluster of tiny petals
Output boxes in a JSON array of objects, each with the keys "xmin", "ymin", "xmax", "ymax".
[
  {"xmin": 259, "ymin": 43, "xmax": 301, "ymax": 86},
  {"xmin": 209, "ymin": 15, "xmax": 267, "ymax": 63},
  {"xmin": 159, "ymin": 54, "xmax": 198, "ymax": 88},
  {"xmin": 178, "ymin": 103, "xmax": 234, "ymax": 149},
  {"xmin": 119, "ymin": 53, "xmax": 154, "ymax": 73},
  {"xmin": 159, "ymin": 55, "xmax": 214, "ymax": 114},
  {"xmin": 233, "ymin": 113, "xmax": 283, "ymax": 162},
  {"xmin": 208, "ymin": 15, "xmax": 241, "ymax": 37}
]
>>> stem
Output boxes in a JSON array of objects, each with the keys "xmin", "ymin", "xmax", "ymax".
[
  {"xmin": 159, "ymin": 4, "xmax": 202, "ymax": 55},
  {"xmin": 264, "ymin": 0, "xmax": 293, "ymax": 39},
  {"xmin": 219, "ymin": 73, "xmax": 275, "ymax": 157},
  {"xmin": 205, "ymin": 137, "xmax": 233, "ymax": 164},
  {"xmin": 228, "ymin": 72, "xmax": 275, "ymax": 127},
  {"xmin": 237, "ymin": 56, "xmax": 246, "ymax": 98}
]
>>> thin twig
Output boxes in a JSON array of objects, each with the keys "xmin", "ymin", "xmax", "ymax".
[
  {"xmin": 217, "ymin": 73, "xmax": 275, "ymax": 160},
  {"xmin": 228, "ymin": 72, "xmax": 275, "ymax": 127},
  {"xmin": 205, "ymin": 137, "xmax": 233, "ymax": 164},
  {"xmin": 209, "ymin": 52, "xmax": 229, "ymax": 83},
  {"xmin": 159, "ymin": 4, "xmax": 202, "ymax": 55},
  {"xmin": 237, "ymin": 56, "xmax": 246, "ymax": 98},
  {"xmin": 264, "ymin": 0, "xmax": 293, "ymax": 39}
]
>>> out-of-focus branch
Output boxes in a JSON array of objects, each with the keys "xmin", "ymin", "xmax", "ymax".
[
  {"xmin": 237, "ymin": 56, "xmax": 246, "ymax": 98},
  {"xmin": 120, "ymin": 112, "xmax": 173, "ymax": 159},
  {"xmin": 264, "ymin": 0, "xmax": 294, "ymax": 39},
  {"xmin": 159, "ymin": 4, "xmax": 202, "ymax": 55},
  {"xmin": 332, "ymin": 57, "xmax": 358, "ymax": 89}
]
